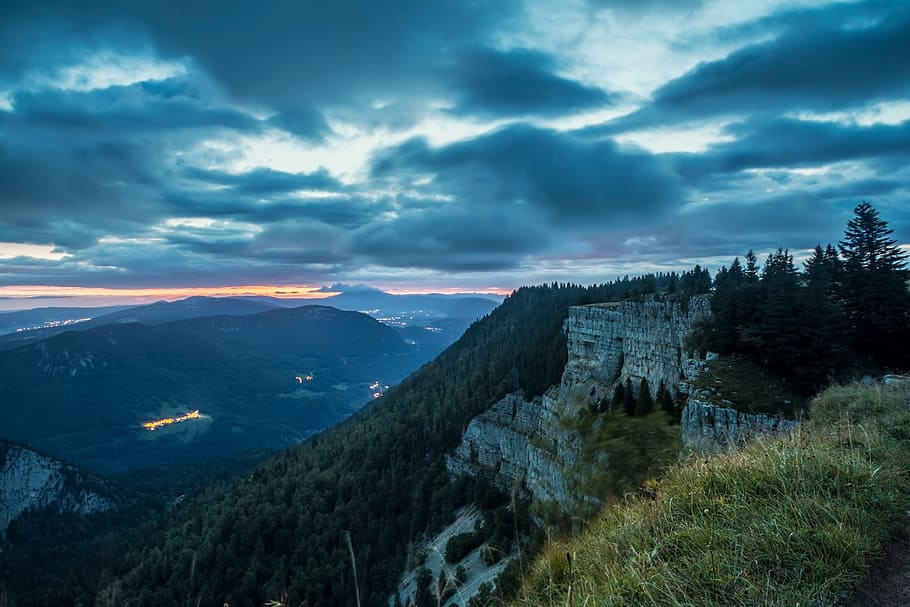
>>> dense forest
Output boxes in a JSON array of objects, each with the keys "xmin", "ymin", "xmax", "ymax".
[
  {"xmin": 690, "ymin": 202, "xmax": 910, "ymax": 394},
  {"xmin": 82, "ymin": 275, "xmax": 696, "ymax": 607}
]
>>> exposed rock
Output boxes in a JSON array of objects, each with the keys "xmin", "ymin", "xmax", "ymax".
[
  {"xmin": 447, "ymin": 296, "xmax": 712, "ymax": 510},
  {"xmin": 680, "ymin": 399, "xmax": 799, "ymax": 454},
  {"xmin": 0, "ymin": 442, "xmax": 113, "ymax": 539},
  {"xmin": 561, "ymin": 297, "xmax": 711, "ymax": 403},
  {"xmin": 434, "ymin": 294, "xmax": 796, "ymax": 606},
  {"xmin": 446, "ymin": 391, "xmax": 579, "ymax": 506},
  {"xmin": 390, "ymin": 506, "xmax": 512, "ymax": 607}
]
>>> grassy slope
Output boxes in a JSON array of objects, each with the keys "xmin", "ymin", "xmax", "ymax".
[{"xmin": 514, "ymin": 381, "xmax": 910, "ymax": 607}]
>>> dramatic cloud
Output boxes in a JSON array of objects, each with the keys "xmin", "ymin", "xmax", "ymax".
[
  {"xmin": 449, "ymin": 48, "xmax": 614, "ymax": 117},
  {"xmin": 599, "ymin": 2, "xmax": 910, "ymax": 132},
  {"xmin": 671, "ymin": 118, "xmax": 910, "ymax": 182},
  {"xmin": 0, "ymin": 0, "xmax": 907, "ymax": 300},
  {"xmin": 373, "ymin": 124, "xmax": 681, "ymax": 228}
]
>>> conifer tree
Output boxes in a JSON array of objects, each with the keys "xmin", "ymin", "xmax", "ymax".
[
  {"xmin": 611, "ymin": 383, "xmax": 625, "ymax": 411},
  {"xmin": 656, "ymin": 381, "xmax": 674, "ymax": 416},
  {"xmin": 837, "ymin": 202, "xmax": 910, "ymax": 366},
  {"xmin": 634, "ymin": 378, "xmax": 654, "ymax": 416},
  {"xmin": 623, "ymin": 377, "xmax": 635, "ymax": 416},
  {"xmin": 744, "ymin": 249, "xmax": 760, "ymax": 283}
]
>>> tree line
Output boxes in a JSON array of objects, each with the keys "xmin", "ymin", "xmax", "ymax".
[{"xmin": 690, "ymin": 202, "xmax": 909, "ymax": 394}]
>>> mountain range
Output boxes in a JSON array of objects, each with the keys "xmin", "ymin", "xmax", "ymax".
[
  {"xmin": 0, "ymin": 305, "xmax": 422, "ymax": 473},
  {"xmin": 0, "ymin": 287, "xmax": 500, "ymax": 350}
]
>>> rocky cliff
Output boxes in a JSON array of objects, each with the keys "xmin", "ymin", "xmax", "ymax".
[
  {"xmin": 447, "ymin": 297, "xmax": 711, "ymax": 509},
  {"xmin": 680, "ymin": 399, "xmax": 799, "ymax": 453},
  {"xmin": 415, "ymin": 296, "xmax": 795, "ymax": 606},
  {"xmin": 0, "ymin": 441, "xmax": 113, "ymax": 539},
  {"xmin": 447, "ymin": 390, "xmax": 579, "ymax": 506},
  {"xmin": 561, "ymin": 297, "xmax": 711, "ymax": 403}
]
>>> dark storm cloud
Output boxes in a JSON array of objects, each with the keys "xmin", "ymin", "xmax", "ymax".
[
  {"xmin": 373, "ymin": 124, "xmax": 682, "ymax": 228},
  {"xmin": 0, "ymin": 0, "xmax": 526, "ymax": 125},
  {"xmin": 158, "ymin": 184, "xmax": 391, "ymax": 232},
  {"xmin": 0, "ymin": 134, "xmax": 165, "ymax": 246},
  {"xmin": 9, "ymin": 82, "xmax": 262, "ymax": 133},
  {"xmin": 449, "ymin": 48, "xmax": 614, "ymax": 117},
  {"xmin": 0, "ymin": 0, "xmax": 908, "ymax": 291},
  {"xmin": 599, "ymin": 3, "xmax": 910, "ymax": 133},
  {"xmin": 181, "ymin": 167, "xmax": 343, "ymax": 196},
  {"xmin": 0, "ymin": 78, "xmax": 266, "ymax": 249},
  {"xmin": 670, "ymin": 118, "xmax": 910, "ymax": 182},
  {"xmin": 347, "ymin": 205, "xmax": 549, "ymax": 272}
]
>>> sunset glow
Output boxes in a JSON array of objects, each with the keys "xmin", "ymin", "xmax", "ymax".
[{"xmin": 0, "ymin": 284, "xmax": 339, "ymax": 301}]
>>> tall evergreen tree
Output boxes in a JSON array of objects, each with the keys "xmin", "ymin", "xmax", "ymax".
[
  {"xmin": 837, "ymin": 202, "xmax": 910, "ymax": 367},
  {"xmin": 744, "ymin": 250, "xmax": 760, "ymax": 283},
  {"xmin": 623, "ymin": 377, "xmax": 635, "ymax": 416},
  {"xmin": 804, "ymin": 243, "xmax": 842, "ymax": 298},
  {"xmin": 634, "ymin": 378, "xmax": 654, "ymax": 417}
]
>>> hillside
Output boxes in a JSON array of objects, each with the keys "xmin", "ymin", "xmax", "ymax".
[
  {"xmin": 94, "ymin": 280, "xmax": 663, "ymax": 607},
  {"xmin": 0, "ymin": 440, "xmax": 136, "ymax": 606},
  {"xmin": 513, "ymin": 380, "xmax": 910, "ymax": 606},
  {"xmin": 0, "ymin": 305, "xmax": 419, "ymax": 473},
  {"xmin": 0, "ymin": 440, "xmax": 116, "ymax": 538},
  {"xmin": 0, "ymin": 305, "xmax": 134, "ymax": 337}
]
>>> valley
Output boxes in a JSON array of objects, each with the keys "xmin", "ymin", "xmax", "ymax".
[{"xmin": 0, "ymin": 300, "xmax": 481, "ymax": 474}]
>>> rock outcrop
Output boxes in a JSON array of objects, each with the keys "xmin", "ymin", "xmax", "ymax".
[
  {"xmin": 447, "ymin": 297, "xmax": 712, "ymax": 509},
  {"xmin": 432, "ymin": 295, "xmax": 797, "ymax": 605},
  {"xmin": 0, "ymin": 441, "xmax": 113, "ymax": 538},
  {"xmin": 446, "ymin": 390, "xmax": 579, "ymax": 506},
  {"xmin": 680, "ymin": 399, "xmax": 799, "ymax": 454},
  {"xmin": 561, "ymin": 297, "xmax": 712, "ymax": 402}
]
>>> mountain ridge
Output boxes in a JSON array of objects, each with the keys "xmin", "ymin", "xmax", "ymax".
[{"xmin": 0, "ymin": 304, "xmax": 420, "ymax": 473}]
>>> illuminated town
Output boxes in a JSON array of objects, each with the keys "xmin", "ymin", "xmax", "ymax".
[
  {"xmin": 142, "ymin": 410, "xmax": 204, "ymax": 431},
  {"xmin": 370, "ymin": 381, "xmax": 390, "ymax": 399},
  {"xmin": 15, "ymin": 317, "xmax": 93, "ymax": 332}
]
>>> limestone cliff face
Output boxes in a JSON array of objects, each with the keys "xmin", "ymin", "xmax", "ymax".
[
  {"xmin": 447, "ymin": 297, "xmax": 711, "ymax": 508},
  {"xmin": 0, "ymin": 442, "xmax": 113, "ymax": 538},
  {"xmin": 561, "ymin": 297, "xmax": 711, "ymax": 404},
  {"xmin": 447, "ymin": 391, "xmax": 580, "ymax": 506},
  {"xmin": 433, "ymin": 296, "xmax": 797, "ymax": 605},
  {"xmin": 680, "ymin": 400, "xmax": 799, "ymax": 454}
]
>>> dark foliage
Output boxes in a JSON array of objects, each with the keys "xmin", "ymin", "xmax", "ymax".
[
  {"xmin": 691, "ymin": 202, "xmax": 909, "ymax": 393},
  {"xmin": 95, "ymin": 279, "xmax": 666, "ymax": 607},
  {"xmin": 838, "ymin": 202, "xmax": 910, "ymax": 367},
  {"xmin": 634, "ymin": 378, "xmax": 654, "ymax": 417}
]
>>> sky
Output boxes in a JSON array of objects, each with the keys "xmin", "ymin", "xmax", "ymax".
[{"xmin": 0, "ymin": 0, "xmax": 908, "ymax": 308}]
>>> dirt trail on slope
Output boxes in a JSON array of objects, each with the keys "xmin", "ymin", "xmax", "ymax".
[{"xmin": 848, "ymin": 529, "xmax": 910, "ymax": 606}]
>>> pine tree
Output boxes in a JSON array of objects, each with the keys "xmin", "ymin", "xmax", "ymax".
[
  {"xmin": 838, "ymin": 202, "xmax": 910, "ymax": 367},
  {"xmin": 744, "ymin": 249, "xmax": 760, "ymax": 283},
  {"xmin": 634, "ymin": 378, "xmax": 654, "ymax": 416},
  {"xmin": 804, "ymin": 243, "xmax": 842, "ymax": 298},
  {"xmin": 611, "ymin": 383, "xmax": 625, "ymax": 412},
  {"xmin": 623, "ymin": 377, "xmax": 635, "ymax": 416},
  {"xmin": 656, "ymin": 381, "xmax": 674, "ymax": 416}
]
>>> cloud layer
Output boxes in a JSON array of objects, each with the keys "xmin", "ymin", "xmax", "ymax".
[{"xmin": 0, "ymin": 0, "xmax": 907, "ymax": 294}]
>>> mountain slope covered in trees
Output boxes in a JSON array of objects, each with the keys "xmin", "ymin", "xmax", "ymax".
[{"xmin": 94, "ymin": 277, "xmax": 693, "ymax": 607}]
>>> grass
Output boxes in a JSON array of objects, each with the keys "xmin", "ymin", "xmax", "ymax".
[
  {"xmin": 689, "ymin": 354, "xmax": 806, "ymax": 418},
  {"xmin": 511, "ymin": 381, "xmax": 910, "ymax": 607}
]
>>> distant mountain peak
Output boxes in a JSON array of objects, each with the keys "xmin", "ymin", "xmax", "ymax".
[{"xmin": 317, "ymin": 283, "xmax": 380, "ymax": 294}]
